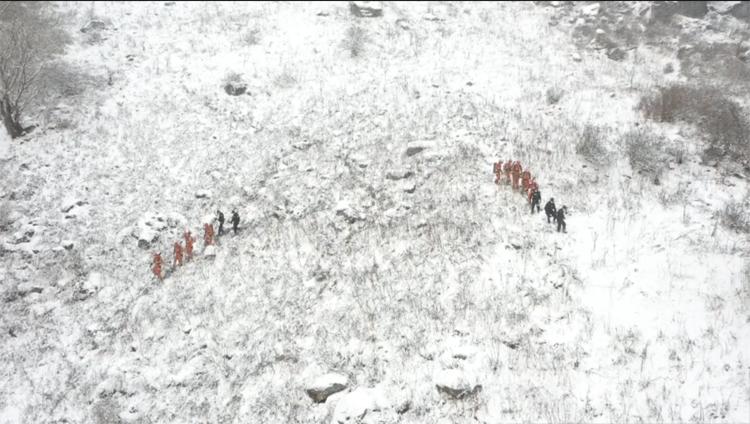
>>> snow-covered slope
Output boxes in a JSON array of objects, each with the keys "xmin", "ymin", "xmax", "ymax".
[{"xmin": 1, "ymin": 2, "xmax": 748, "ymax": 423}]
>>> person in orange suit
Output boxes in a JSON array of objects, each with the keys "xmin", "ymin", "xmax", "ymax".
[
  {"xmin": 493, "ymin": 161, "xmax": 502, "ymax": 185},
  {"xmin": 511, "ymin": 161, "xmax": 522, "ymax": 190},
  {"xmin": 521, "ymin": 169, "xmax": 532, "ymax": 194},
  {"xmin": 204, "ymin": 223, "xmax": 214, "ymax": 247},
  {"xmin": 152, "ymin": 252, "xmax": 163, "ymax": 281},
  {"xmin": 184, "ymin": 230, "xmax": 194, "ymax": 261},
  {"xmin": 504, "ymin": 160, "xmax": 512, "ymax": 186},
  {"xmin": 173, "ymin": 241, "xmax": 183, "ymax": 268}
]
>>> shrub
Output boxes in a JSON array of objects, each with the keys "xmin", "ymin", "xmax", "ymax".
[
  {"xmin": 575, "ymin": 124, "xmax": 610, "ymax": 166},
  {"xmin": 545, "ymin": 86, "xmax": 564, "ymax": 105},
  {"xmin": 623, "ymin": 129, "xmax": 665, "ymax": 183},
  {"xmin": 637, "ymin": 84, "xmax": 749, "ymax": 165},
  {"xmin": 342, "ymin": 25, "xmax": 368, "ymax": 58},
  {"xmin": 721, "ymin": 194, "xmax": 750, "ymax": 234},
  {"xmin": 241, "ymin": 28, "xmax": 260, "ymax": 45},
  {"xmin": 657, "ymin": 182, "xmax": 690, "ymax": 206}
]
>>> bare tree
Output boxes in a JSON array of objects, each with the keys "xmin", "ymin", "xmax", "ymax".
[{"xmin": 0, "ymin": 2, "xmax": 70, "ymax": 138}]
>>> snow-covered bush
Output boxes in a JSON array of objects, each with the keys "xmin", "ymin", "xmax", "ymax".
[
  {"xmin": 638, "ymin": 84, "xmax": 749, "ymax": 165},
  {"xmin": 623, "ymin": 129, "xmax": 665, "ymax": 183},
  {"xmin": 545, "ymin": 86, "xmax": 564, "ymax": 105},
  {"xmin": 342, "ymin": 25, "xmax": 368, "ymax": 58},
  {"xmin": 240, "ymin": 28, "xmax": 260, "ymax": 45},
  {"xmin": 721, "ymin": 194, "xmax": 750, "ymax": 234},
  {"xmin": 575, "ymin": 124, "xmax": 609, "ymax": 167}
]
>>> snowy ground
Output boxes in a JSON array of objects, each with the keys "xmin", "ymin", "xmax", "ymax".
[{"xmin": 1, "ymin": 2, "xmax": 749, "ymax": 423}]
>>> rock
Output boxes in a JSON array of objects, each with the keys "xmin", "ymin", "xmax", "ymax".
[
  {"xmin": 572, "ymin": 52, "xmax": 582, "ymax": 62},
  {"xmin": 434, "ymin": 369, "xmax": 482, "ymax": 400},
  {"xmin": 405, "ymin": 142, "xmax": 429, "ymax": 157},
  {"xmin": 305, "ymin": 373, "xmax": 348, "ymax": 403},
  {"xmin": 195, "ymin": 190, "xmax": 212, "ymax": 199},
  {"xmin": 131, "ymin": 212, "xmax": 174, "ymax": 249},
  {"xmin": 349, "ymin": 1, "xmax": 383, "ymax": 18},
  {"xmin": 423, "ymin": 13, "xmax": 444, "ymax": 22},
  {"xmin": 581, "ymin": 3, "xmax": 600, "ymax": 16},
  {"xmin": 401, "ymin": 181, "xmax": 417, "ymax": 194},
  {"xmin": 335, "ymin": 202, "xmax": 364, "ymax": 224},
  {"xmin": 203, "ymin": 245, "xmax": 217, "ymax": 258},
  {"xmin": 652, "ymin": 1, "xmax": 708, "ymax": 21},
  {"xmin": 17, "ymin": 283, "xmax": 43, "ymax": 297},
  {"xmin": 739, "ymin": 49, "xmax": 750, "ymax": 63},
  {"xmin": 62, "ymin": 240, "xmax": 75, "ymax": 250},
  {"xmin": 61, "ymin": 198, "xmax": 87, "ymax": 213},
  {"xmin": 80, "ymin": 20, "xmax": 108, "ymax": 33},
  {"xmin": 606, "ymin": 47, "xmax": 626, "ymax": 61},
  {"xmin": 664, "ymin": 62, "xmax": 675, "ymax": 73},
  {"xmin": 330, "ymin": 387, "xmax": 390, "ymax": 424},
  {"xmin": 708, "ymin": 1, "xmax": 750, "ymax": 19},
  {"xmin": 224, "ymin": 80, "xmax": 247, "ymax": 96},
  {"xmin": 385, "ymin": 169, "xmax": 414, "ymax": 180}
]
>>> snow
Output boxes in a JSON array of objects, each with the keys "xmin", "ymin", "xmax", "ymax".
[{"xmin": 0, "ymin": 1, "xmax": 749, "ymax": 423}]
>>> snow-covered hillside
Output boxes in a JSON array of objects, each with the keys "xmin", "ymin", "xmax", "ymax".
[{"xmin": 1, "ymin": 2, "xmax": 749, "ymax": 423}]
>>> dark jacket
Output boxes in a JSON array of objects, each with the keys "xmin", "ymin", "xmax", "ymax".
[
  {"xmin": 217, "ymin": 212, "xmax": 225, "ymax": 224},
  {"xmin": 231, "ymin": 212, "xmax": 240, "ymax": 225},
  {"xmin": 545, "ymin": 200, "xmax": 556, "ymax": 215},
  {"xmin": 532, "ymin": 191, "xmax": 541, "ymax": 203},
  {"xmin": 556, "ymin": 208, "xmax": 566, "ymax": 222}
]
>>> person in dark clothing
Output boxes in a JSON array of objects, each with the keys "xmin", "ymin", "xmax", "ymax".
[
  {"xmin": 544, "ymin": 198, "xmax": 556, "ymax": 223},
  {"xmin": 216, "ymin": 210, "xmax": 225, "ymax": 236},
  {"xmin": 556, "ymin": 206, "xmax": 567, "ymax": 233},
  {"xmin": 530, "ymin": 189, "xmax": 541, "ymax": 214},
  {"xmin": 230, "ymin": 210, "xmax": 240, "ymax": 234}
]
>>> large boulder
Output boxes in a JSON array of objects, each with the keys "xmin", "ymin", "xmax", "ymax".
[
  {"xmin": 224, "ymin": 81, "xmax": 247, "ymax": 96},
  {"xmin": 580, "ymin": 2, "xmax": 600, "ymax": 17},
  {"xmin": 305, "ymin": 373, "xmax": 348, "ymax": 403},
  {"xmin": 131, "ymin": 212, "xmax": 186, "ymax": 249},
  {"xmin": 349, "ymin": 1, "xmax": 383, "ymax": 18},
  {"xmin": 434, "ymin": 369, "xmax": 482, "ymax": 400},
  {"xmin": 330, "ymin": 387, "xmax": 390, "ymax": 424},
  {"xmin": 385, "ymin": 169, "xmax": 413, "ymax": 180},
  {"xmin": 607, "ymin": 46, "xmax": 626, "ymax": 61},
  {"xmin": 80, "ymin": 20, "xmax": 108, "ymax": 33}
]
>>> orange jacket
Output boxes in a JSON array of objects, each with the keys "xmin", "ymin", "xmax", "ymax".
[{"xmin": 511, "ymin": 161, "xmax": 522, "ymax": 174}]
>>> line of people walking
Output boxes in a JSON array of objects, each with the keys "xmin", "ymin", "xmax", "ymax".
[
  {"xmin": 493, "ymin": 159, "xmax": 568, "ymax": 233},
  {"xmin": 151, "ymin": 209, "xmax": 240, "ymax": 281}
]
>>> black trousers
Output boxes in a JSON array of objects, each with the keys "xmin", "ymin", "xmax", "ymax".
[
  {"xmin": 557, "ymin": 220, "xmax": 566, "ymax": 232},
  {"xmin": 218, "ymin": 222, "xmax": 224, "ymax": 235},
  {"xmin": 546, "ymin": 211, "xmax": 556, "ymax": 223},
  {"xmin": 531, "ymin": 201, "xmax": 540, "ymax": 214}
]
